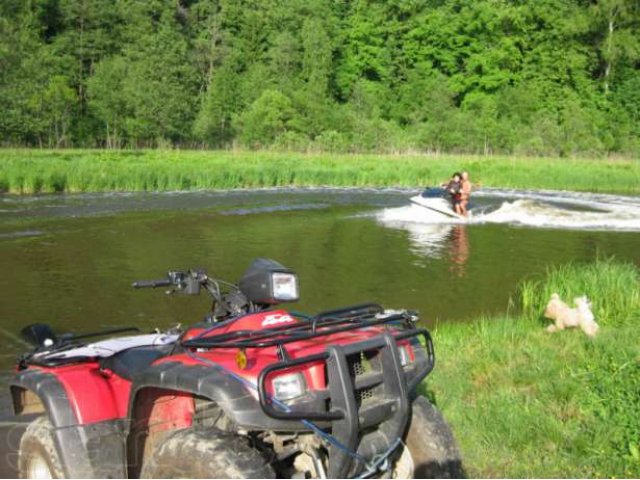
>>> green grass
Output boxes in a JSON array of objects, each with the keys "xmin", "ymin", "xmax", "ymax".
[
  {"xmin": 423, "ymin": 259, "xmax": 640, "ymax": 478},
  {"xmin": 0, "ymin": 149, "xmax": 639, "ymax": 194}
]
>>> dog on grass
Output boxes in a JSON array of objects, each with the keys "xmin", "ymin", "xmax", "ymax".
[{"xmin": 544, "ymin": 293, "xmax": 599, "ymax": 337}]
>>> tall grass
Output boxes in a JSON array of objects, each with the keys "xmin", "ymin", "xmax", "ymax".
[
  {"xmin": 424, "ymin": 260, "xmax": 640, "ymax": 478},
  {"xmin": 1, "ymin": 149, "xmax": 638, "ymax": 194}
]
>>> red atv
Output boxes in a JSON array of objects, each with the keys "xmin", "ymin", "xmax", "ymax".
[{"xmin": 10, "ymin": 258, "xmax": 461, "ymax": 479}]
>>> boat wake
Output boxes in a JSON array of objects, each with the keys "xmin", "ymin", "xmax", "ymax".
[
  {"xmin": 377, "ymin": 188, "xmax": 640, "ymax": 263},
  {"xmin": 378, "ymin": 189, "xmax": 640, "ymax": 232},
  {"xmin": 480, "ymin": 198, "xmax": 640, "ymax": 230}
]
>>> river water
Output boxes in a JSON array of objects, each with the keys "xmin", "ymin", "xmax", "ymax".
[{"xmin": 0, "ymin": 188, "xmax": 639, "ymax": 431}]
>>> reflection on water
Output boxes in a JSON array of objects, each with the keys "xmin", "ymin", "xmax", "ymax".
[
  {"xmin": 448, "ymin": 225, "xmax": 469, "ymax": 278},
  {"xmin": 380, "ymin": 221, "xmax": 470, "ymax": 277},
  {"xmin": 404, "ymin": 223, "xmax": 452, "ymax": 259}
]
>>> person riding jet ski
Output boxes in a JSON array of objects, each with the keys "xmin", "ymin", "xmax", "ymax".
[{"xmin": 440, "ymin": 172, "xmax": 463, "ymax": 215}]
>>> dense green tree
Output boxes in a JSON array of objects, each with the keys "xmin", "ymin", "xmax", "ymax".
[
  {"xmin": 591, "ymin": 0, "xmax": 640, "ymax": 95},
  {"xmin": 268, "ymin": 31, "xmax": 302, "ymax": 89},
  {"xmin": 87, "ymin": 56, "xmax": 130, "ymax": 148},
  {"xmin": 301, "ymin": 18, "xmax": 332, "ymax": 96},
  {"xmin": 193, "ymin": 60, "xmax": 242, "ymax": 146},
  {"xmin": 238, "ymin": 89, "xmax": 296, "ymax": 147}
]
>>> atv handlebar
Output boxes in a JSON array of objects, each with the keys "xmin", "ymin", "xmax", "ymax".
[
  {"xmin": 131, "ymin": 279, "xmax": 173, "ymax": 289},
  {"xmin": 130, "ymin": 266, "xmax": 277, "ymax": 320}
]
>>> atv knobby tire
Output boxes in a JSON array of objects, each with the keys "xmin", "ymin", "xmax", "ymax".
[
  {"xmin": 19, "ymin": 416, "xmax": 65, "ymax": 479},
  {"xmin": 397, "ymin": 396, "xmax": 463, "ymax": 479},
  {"xmin": 140, "ymin": 427, "xmax": 275, "ymax": 479}
]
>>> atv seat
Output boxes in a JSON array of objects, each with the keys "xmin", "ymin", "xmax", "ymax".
[{"xmin": 99, "ymin": 345, "xmax": 173, "ymax": 381}]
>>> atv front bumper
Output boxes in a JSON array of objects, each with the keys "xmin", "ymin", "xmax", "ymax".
[{"xmin": 257, "ymin": 328, "xmax": 434, "ymax": 478}]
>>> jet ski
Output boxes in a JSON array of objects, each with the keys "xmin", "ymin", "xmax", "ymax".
[{"xmin": 410, "ymin": 188, "xmax": 466, "ymax": 220}]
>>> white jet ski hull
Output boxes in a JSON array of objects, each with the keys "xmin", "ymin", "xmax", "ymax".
[{"xmin": 409, "ymin": 195, "xmax": 465, "ymax": 219}]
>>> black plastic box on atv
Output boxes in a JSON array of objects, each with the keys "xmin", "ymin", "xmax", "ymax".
[{"xmin": 10, "ymin": 258, "xmax": 462, "ymax": 478}]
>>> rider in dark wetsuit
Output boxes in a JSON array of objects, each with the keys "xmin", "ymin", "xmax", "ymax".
[{"xmin": 443, "ymin": 172, "xmax": 463, "ymax": 215}]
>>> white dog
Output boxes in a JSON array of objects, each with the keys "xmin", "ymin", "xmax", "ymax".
[{"xmin": 544, "ymin": 293, "xmax": 599, "ymax": 337}]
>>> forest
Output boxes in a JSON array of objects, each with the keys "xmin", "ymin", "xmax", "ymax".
[{"xmin": 1, "ymin": 0, "xmax": 639, "ymax": 156}]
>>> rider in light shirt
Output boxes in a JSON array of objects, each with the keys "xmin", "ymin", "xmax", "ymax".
[{"xmin": 460, "ymin": 171, "xmax": 472, "ymax": 217}]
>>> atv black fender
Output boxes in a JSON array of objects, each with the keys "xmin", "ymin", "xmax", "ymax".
[
  {"xmin": 11, "ymin": 369, "xmax": 127, "ymax": 478},
  {"xmin": 129, "ymin": 361, "xmax": 312, "ymax": 431}
]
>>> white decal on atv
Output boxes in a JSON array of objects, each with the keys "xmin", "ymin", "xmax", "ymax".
[
  {"xmin": 262, "ymin": 313, "xmax": 295, "ymax": 327},
  {"xmin": 34, "ymin": 334, "xmax": 179, "ymax": 360}
]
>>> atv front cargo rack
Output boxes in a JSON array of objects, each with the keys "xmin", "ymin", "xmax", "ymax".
[{"xmin": 183, "ymin": 303, "xmax": 431, "ymax": 352}]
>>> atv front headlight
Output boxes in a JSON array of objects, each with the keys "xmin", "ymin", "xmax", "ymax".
[
  {"xmin": 272, "ymin": 372, "xmax": 306, "ymax": 401},
  {"xmin": 239, "ymin": 259, "xmax": 299, "ymax": 304},
  {"xmin": 271, "ymin": 272, "xmax": 298, "ymax": 302}
]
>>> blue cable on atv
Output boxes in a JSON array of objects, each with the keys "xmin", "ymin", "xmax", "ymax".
[{"xmin": 184, "ymin": 348, "xmax": 402, "ymax": 478}]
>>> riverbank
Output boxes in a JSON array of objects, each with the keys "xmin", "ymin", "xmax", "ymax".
[
  {"xmin": 424, "ymin": 259, "xmax": 640, "ymax": 478},
  {"xmin": 1, "ymin": 149, "xmax": 639, "ymax": 194}
]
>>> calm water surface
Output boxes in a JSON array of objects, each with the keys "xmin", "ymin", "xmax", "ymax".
[{"xmin": 0, "ymin": 188, "xmax": 639, "ymax": 417}]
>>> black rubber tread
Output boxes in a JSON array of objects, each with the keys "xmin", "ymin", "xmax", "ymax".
[
  {"xmin": 19, "ymin": 417, "xmax": 65, "ymax": 479},
  {"xmin": 140, "ymin": 427, "xmax": 275, "ymax": 479},
  {"xmin": 404, "ymin": 396, "xmax": 464, "ymax": 478}
]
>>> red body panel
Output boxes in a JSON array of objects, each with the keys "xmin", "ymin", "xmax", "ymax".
[
  {"xmin": 177, "ymin": 310, "xmax": 411, "ymax": 393},
  {"xmin": 35, "ymin": 363, "xmax": 132, "ymax": 424}
]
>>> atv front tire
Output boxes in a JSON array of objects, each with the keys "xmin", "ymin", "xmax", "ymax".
[
  {"xmin": 395, "ymin": 396, "xmax": 463, "ymax": 479},
  {"xmin": 19, "ymin": 416, "xmax": 65, "ymax": 479},
  {"xmin": 140, "ymin": 427, "xmax": 275, "ymax": 479}
]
